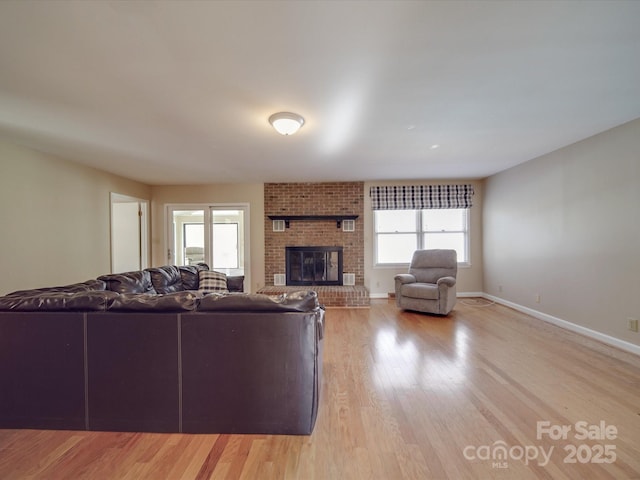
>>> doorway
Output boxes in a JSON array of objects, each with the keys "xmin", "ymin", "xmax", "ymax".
[{"xmin": 110, "ymin": 193, "xmax": 149, "ymax": 273}]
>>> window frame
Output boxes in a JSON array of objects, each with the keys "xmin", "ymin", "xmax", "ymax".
[{"xmin": 373, "ymin": 208, "xmax": 470, "ymax": 267}]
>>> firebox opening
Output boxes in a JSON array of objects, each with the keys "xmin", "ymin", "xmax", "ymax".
[{"xmin": 286, "ymin": 246, "xmax": 343, "ymax": 286}]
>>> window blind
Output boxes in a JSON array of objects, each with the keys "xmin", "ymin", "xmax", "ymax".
[{"xmin": 370, "ymin": 184, "xmax": 474, "ymax": 210}]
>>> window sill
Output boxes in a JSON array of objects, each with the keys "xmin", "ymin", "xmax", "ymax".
[{"xmin": 374, "ymin": 262, "xmax": 471, "ymax": 269}]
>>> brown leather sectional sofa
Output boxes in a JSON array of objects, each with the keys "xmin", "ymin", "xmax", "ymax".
[{"xmin": 0, "ymin": 265, "xmax": 324, "ymax": 435}]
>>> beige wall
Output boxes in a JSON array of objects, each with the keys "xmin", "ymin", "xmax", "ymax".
[
  {"xmin": 483, "ymin": 118, "xmax": 640, "ymax": 347},
  {"xmin": 0, "ymin": 139, "xmax": 150, "ymax": 295},
  {"xmin": 150, "ymin": 184, "xmax": 265, "ymax": 293},
  {"xmin": 364, "ymin": 179, "xmax": 485, "ymax": 297},
  {"xmin": 153, "ymin": 181, "xmax": 483, "ymax": 298},
  {"xmin": 6, "ymin": 115, "xmax": 637, "ymax": 350}
]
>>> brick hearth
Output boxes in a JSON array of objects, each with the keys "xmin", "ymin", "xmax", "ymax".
[{"xmin": 257, "ymin": 286, "xmax": 370, "ymax": 308}]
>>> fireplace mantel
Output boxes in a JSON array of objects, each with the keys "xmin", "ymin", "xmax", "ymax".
[{"xmin": 267, "ymin": 215, "xmax": 358, "ymax": 229}]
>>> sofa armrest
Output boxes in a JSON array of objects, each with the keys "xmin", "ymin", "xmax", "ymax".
[
  {"xmin": 0, "ymin": 291, "xmax": 119, "ymax": 311},
  {"xmin": 437, "ymin": 276, "xmax": 456, "ymax": 288},
  {"xmin": 226, "ymin": 275, "xmax": 244, "ymax": 292}
]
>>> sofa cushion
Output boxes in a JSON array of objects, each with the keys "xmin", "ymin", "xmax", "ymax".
[
  {"xmin": 106, "ymin": 291, "xmax": 201, "ymax": 312},
  {"xmin": 146, "ymin": 265, "xmax": 183, "ymax": 294},
  {"xmin": 198, "ymin": 270, "xmax": 228, "ymax": 294},
  {"xmin": 178, "ymin": 264, "xmax": 208, "ymax": 290},
  {"xmin": 401, "ymin": 283, "xmax": 440, "ymax": 300},
  {"xmin": 98, "ymin": 270, "xmax": 157, "ymax": 294},
  {"xmin": 198, "ymin": 290, "xmax": 319, "ymax": 312}
]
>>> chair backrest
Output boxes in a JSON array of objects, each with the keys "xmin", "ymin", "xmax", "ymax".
[
  {"xmin": 408, "ymin": 249, "xmax": 457, "ymax": 284},
  {"xmin": 185, "ymin": 246, "xmax": 205, "ymax": 266}
]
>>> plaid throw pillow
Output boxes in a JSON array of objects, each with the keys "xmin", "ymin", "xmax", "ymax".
[{"xmin": 198, "ymin": 270, "xmax": 228, "ymax": 294}]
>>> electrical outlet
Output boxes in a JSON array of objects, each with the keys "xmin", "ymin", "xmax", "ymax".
[
  {"xmin": 498, "ymin": 284, "xmax": 503, "ymax": 293},
  {"xmin": 535, "ymin": 294, "xmax": 541, "ymax": 303},
  {"xmin": 628, "ymin": 318, "xmax": 639, "ymax": 332}
]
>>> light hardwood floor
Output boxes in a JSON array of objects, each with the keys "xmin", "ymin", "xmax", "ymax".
[{"xmin": 1, "ymin": 299, "xmax": 639, "ymax": 479}]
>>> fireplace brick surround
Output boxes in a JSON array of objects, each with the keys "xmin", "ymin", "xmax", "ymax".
[{"xmin": 262, "ymin": 182, "xmax": 369, "ymax": 307}]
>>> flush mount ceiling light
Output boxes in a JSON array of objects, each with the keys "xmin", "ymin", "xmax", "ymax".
[{"xmin": 269, "ymin": 112, "xmax": 305, "ymax": 135}]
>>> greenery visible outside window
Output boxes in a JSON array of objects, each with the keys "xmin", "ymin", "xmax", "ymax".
[{"xmin": 374, "ymin": 208, "xmax": 469, "ymax": 265}]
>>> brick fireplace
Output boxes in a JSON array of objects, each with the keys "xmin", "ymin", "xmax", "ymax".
[{"xmin": 261, "ymin": 182, "xmax": 369, "ymax": 307}]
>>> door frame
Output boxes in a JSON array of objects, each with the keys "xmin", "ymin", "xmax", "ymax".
[{"xmin": 165, "ymin": 203, "xmax": 250, "ymax": 290}]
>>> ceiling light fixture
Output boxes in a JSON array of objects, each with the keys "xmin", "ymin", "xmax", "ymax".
[{"xmin": 269, "ymin": 112, "xmax": 305, "ymax": 135}]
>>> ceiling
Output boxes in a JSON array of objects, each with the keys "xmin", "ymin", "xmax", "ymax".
[{"xmin": 1, "ymin": 1, "xmax": 639, "ymax": 185}]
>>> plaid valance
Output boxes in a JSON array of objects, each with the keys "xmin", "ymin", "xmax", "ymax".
[{"xmin": 370, "ymin": 184, "xmax": 474, "ymax": 210}]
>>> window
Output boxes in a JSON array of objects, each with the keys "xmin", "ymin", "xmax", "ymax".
[{"xmin": 374, "ymin": 208, "xmax": 469, "ymax": 265}]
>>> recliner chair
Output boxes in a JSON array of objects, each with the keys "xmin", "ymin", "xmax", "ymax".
[
  {"xmin": 185, "ymin": 246, "xmax": 205, "ymax": 265},
  {"xmin": 394, "ymin": 249, "xmax": 457, "ymax": 315}
]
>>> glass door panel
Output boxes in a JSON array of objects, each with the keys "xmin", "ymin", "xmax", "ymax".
[
  {"xmin": 170, "ymin": 209, "xmax": 204, "ymax": 266},
  {"xmin": 211, "ymin": 208, "xmax": 244, "ymax": 276}
]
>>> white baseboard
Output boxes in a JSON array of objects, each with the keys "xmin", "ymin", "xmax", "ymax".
[
  {"xmin": 457, "ymin": 291, "xmax": 485, "ymax": 298},
  {"xmin": 369, "ymin": 293, "xmax": 390, "ymax": 299},
  {"xmin": 369, "ymin": 291, "xmax": 484, "ymax": 299},
  {"xmin": 483, "ymin": 293, "xmax": 640, "ymax": 357}
]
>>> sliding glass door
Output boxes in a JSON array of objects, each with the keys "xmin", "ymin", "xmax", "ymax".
[{"xmin": 167, "ymin": 204, "xmax": 248, "ymax": 284}]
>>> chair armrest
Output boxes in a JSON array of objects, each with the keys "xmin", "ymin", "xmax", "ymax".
[
  {"xmin": 394, "ymin": 273, "xmax": 415, "ymax": 308},
  {"xmin": 437, "ymin": 276, "xmax": 456, "ymax": 287},
  {"xmin": 394, "ymin": 273, "xmax": 416, "ymax": 285}
]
